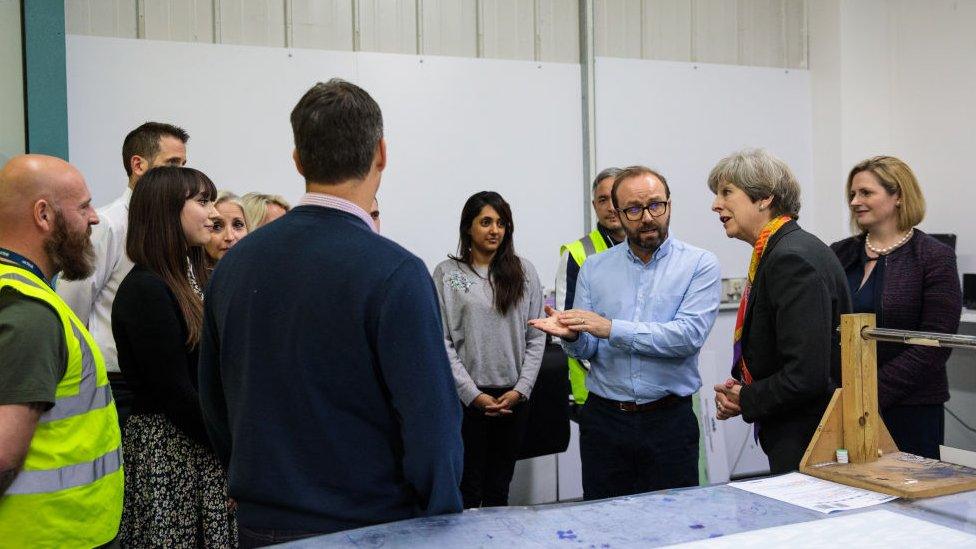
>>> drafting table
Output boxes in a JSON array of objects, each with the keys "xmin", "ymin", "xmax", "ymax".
[{"xmin": 282, "ymin": 483, "xmax": 975, "ymax": 547}]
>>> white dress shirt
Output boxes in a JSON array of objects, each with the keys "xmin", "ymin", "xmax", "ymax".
[{"xmin": 57, "ymin": 188, "xmax": 134, "ymax": 373}]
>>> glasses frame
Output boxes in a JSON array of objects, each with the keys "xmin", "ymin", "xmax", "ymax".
[{"xmin": 617, "ymin": 200, "xmax": 670, "ymax": 221}]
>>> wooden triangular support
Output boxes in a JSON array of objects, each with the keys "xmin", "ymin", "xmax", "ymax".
[{"xmin": 799, "ymin": 314, "xmax": 976, "ymax": 498}]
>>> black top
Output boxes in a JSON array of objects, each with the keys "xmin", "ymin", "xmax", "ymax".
[
  {"xmin": 112, "ymin": 264, "xmax": 209, "ymax": 445},
  {"xmin": 846, "ymin": 247, "xmax": 884, "ymax": 314},
  {"xmin": 736, "ymin": 222, "xmax": 853, "ymax": 474}
]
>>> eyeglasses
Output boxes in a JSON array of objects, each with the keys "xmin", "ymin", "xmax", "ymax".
[{"xmin": 618, "ymin": 201, "xmax": 670, "ymax": 221}]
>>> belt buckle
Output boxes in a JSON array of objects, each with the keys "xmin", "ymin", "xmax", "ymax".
[{"xmin": 618, "ymin": 401, "xmax": 639, "ymax": 412}]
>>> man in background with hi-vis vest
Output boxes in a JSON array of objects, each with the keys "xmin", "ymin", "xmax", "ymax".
[
  {"xmin": 556, "ymin": 167, "xmax": 625, "ymax": 410},
  {"xmin": 0, "ymin": 155, "xmax": 123, "ymax": 547}
]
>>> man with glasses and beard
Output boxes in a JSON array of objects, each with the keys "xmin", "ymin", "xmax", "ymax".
[
  {"xmin": 531, "ymin": 165, "xmax": 721, "ymax": 500},
  {"xmin": 0, "ymin": 155, "xmax": 123, "ymax": 547}
]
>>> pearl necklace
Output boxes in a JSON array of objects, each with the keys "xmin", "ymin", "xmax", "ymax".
[{"xmin": 866, "ymin": 228, "xmax": 913, "ymax": 256}]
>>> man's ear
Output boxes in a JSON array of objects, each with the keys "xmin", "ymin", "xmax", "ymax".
[
  {"xmin": 292, "ymin": 149, "xmax": 305, "ymax": 177},
  {"xmin": 33, "ymin": 199, "xmax": 54, "ymax": 232},
  {"xmin": 375, "ymin": 138, "xmax": 387, "ymax": 172},
  {"xmin": 131, "ymin": 155, "xmax": 149, "ymax": 177}
]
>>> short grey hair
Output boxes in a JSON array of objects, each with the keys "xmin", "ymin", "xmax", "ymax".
[
  {"xmin": 591, "ymin": 167, "xmax": 623, "ymax": 192},
  {"xmin": 707, "ymin": 148, "xmax": 801, "ymax": 219}
]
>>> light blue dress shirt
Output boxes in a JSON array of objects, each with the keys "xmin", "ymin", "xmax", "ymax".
[{"xmin": 561, "ymin": 236, "xmax": 721, "ymax": 403}]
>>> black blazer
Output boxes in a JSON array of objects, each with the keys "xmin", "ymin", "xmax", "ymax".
[{"xmin": 736, "ymin": 222, "xmax": 852, "ymax": 473}]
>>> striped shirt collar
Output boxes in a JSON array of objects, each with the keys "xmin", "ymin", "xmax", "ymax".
[{"xmin": 298, "ymin": 192, "xmax": 377, "ymax": 233}]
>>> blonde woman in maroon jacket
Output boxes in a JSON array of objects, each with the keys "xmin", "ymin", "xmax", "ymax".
[{"xmin": 831, "ymin": 156, "xmax": 962, "ymax": 459}]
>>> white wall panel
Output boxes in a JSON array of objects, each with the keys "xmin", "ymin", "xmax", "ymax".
[
  {"xmin": 595, "ymin": 0, "xmax": 642, "ymax": 58},
  {"xmin": 784, "ymin": 0, "xmax": 807, "ymax": 69},
  {"xmin": 291, "ymin": 0, "xmax": 354, "ymax": 51},
  {"xmin": 420, "ymin": 0, "xmax": 478, "ymax": 57},
  {"xmin": 537, "ymin": 0, "xmax": 580, "ymax": 63},
  {"xmin": 359, "ymin": 0, "xmax": 418, "ymax": 54},
  {"xmin": 736, "ymin": 0, "xmax": 786, "ymax": 68},
  {"xmin": 142, "ymin": 0, "xmax": 214, "ymax": 42},
  {"xmin": 67, "ymin": 0, "xmax": 808, "ymax": 67},
  {"xmin": 217, "ymin": 0, "xmax": 286, "ymax": 47},
  {"xmin": 66, "ymin": 0, "xmax": 138, "ymax": 38},
  {"xmin": 480, "ymin": 0, "xmax": 536, "ymax": 60},
  {"xmin": 642, "ymin": 0, "xmax": 693, "ymax": 62},
  {"xmin": 692, "ymin": 0, "xmax": 737, "ymax": 65}
]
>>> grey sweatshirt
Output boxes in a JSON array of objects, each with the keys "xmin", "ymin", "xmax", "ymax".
[{"xmin": 432, "ymin": 257, "xmax": 546, "ymax": 406}]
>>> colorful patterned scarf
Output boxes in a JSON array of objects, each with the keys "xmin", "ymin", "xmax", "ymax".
[{"xmin": 732, "ymin": 215, "xmax": 792, "ymax": 384}]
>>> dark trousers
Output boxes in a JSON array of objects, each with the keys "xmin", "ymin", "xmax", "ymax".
[
  {"xmin": 108, "ymin": 374, "xmax": 134, "ymax": 431},
  {"xmin": 239, "ymin": 526, "xmax": 319, "ymax": 548},
  {"xmin": 580, "ymin": 395, "xmax": 699, "ymax": 501},
  {"xmin": 460, "ymin": 387, "xmax": 530, "ymax": 508},
  {"xmin": 883, "ymin": 403, "xmax": 945, "ymax": 459}
]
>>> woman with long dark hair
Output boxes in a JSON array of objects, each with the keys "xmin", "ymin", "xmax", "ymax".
[
  {"xmin": 112, "ymin": 166, "xmax": 237, "ymax": 546},
  {"xmin": 432, "ymin": 191, "xmax": 545, "ymax": 508}
]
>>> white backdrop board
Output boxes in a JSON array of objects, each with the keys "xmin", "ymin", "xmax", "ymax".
[
  {"xmin": 595, "ymin": 57, "xmax": 814, "ymax": 279},
  {"xmin": 66, "ymin": 35, "xmax": 584, "ymax": 286}
]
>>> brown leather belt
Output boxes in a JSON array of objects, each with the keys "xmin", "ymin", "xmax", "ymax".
[{"xmin": 589, "ymin": 393, "xmax": 686, "ymax": 412}]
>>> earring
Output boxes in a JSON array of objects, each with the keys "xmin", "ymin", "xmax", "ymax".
[{"xmin": 758, "ymin": 205, "xmax": 766, "ymax": 211}]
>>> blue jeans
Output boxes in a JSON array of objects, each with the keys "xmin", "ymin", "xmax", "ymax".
[{"xmin": 580, "ymin": 395, "xmax": 699, "ymax": 501}]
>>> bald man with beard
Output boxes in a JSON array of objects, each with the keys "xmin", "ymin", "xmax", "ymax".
[{"xmin": 0, "ymin": 155, "xmax": 124, "ymax": 547}]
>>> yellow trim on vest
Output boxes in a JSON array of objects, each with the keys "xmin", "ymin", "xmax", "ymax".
[
  {"xmin": 561, "ymin": 228, "xmax": 611, "ymax": 405},
  {"xmin": 0, "ymin": 265, "xmax": 123, "ymax": 548}
]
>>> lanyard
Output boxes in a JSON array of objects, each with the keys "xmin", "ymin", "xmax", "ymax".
[{"xmin": 0, "ymin": 247, "xmax": 51, "ymax": 288}]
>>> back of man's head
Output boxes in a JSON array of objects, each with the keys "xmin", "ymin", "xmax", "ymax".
[
  {"xmin": 290, "ymin": 79, "xmax": 384, "ymax": 185},
  {"xmin": 121, "ymin": 122, "xmax": 189, "ymax": 177}
]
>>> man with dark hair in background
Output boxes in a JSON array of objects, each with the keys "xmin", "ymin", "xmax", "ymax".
[
  {"xmin": 58, "ymin": 122, "xmax": 188, "ymax": 427},
  {"xmin": 199, "ymin": 79, "xmax": 463, "ymax": 546}
]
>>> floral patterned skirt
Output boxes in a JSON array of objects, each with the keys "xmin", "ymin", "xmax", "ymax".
[{"xmin": 120, "ymin": 413, "xmax": 237, "ymax": 548}]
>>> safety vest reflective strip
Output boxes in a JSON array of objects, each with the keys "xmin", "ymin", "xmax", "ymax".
[
  {"xmin": 0, "ymin": 269, "xmax": 122, "ymax": 500},
  {"xmin": 559, "ymin": 229, "xmax": 610, "ymax": 405}
]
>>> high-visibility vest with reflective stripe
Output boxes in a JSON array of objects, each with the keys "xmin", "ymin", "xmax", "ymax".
[
  {"xmin": 559, "ymin": 229, "xmax": 610, "ymax": 405},
  {"xmin": 0, "ymin": 265, "xmax": 124, "ymax": 549}
]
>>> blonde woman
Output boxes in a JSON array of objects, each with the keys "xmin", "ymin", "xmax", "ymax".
[
  {"xmin": 830, "ymin": 156, "xmax": 962, "ymax": 459},
  {"xmin": 241, "ymin": 192, "xmax": 290, "ymax": 229},
  {"xmin": 206, "ymin": 191, "xmax": 249, "ymax": 265}
]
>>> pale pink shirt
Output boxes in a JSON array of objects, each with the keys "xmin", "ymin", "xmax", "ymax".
[{"xmin": 298, "ymin": 192, "xmax": 377, "ymax": 233}]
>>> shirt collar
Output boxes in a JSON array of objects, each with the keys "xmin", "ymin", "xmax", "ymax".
[
  {"xmin": 624, "ymin": 235, "xmax": 673, "ymax": 265},
  {"xmin": 298, "ymin": 192, "xmax": 377, "ymax": 233}
]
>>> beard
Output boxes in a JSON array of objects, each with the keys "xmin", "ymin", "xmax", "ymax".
[
  {"xmin": 43, "ymin": 210, "xmax": 95, "ymax": 281},
  {"xmin": 625, "ymin": 217, "xmax": 670, "ymax": 255}
]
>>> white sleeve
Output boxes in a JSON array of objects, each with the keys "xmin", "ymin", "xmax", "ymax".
[
  {"xmin": 554, "ymin": 250, "xmax": 569, "ymax": 311},
  {"xmin": 56, "ymin": 218, "xmax": 119, "ymax": 327}
]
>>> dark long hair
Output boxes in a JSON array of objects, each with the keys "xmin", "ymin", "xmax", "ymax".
[
  {"xmin": 449, "ymin": 191, "xmax": 525, "ymax": 315},
  {"xmin": 127, "ymin": 166, "xmax": 217, "ymax": 347}
]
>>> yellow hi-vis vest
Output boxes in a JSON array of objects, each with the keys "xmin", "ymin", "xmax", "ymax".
[
  {"xmin": 0, "ymin": 265, "xmax": 124, "ymax": 548},
  {"xmin": 559, "ymin": 229, "xmax": 610, "ymax": 405}
]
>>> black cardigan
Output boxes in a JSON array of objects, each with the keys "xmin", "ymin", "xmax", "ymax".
[
  {"xmin": 736, "ymin": 222, "xmax": 852, "ymax": 473},
  {"xmin": 112, "ymin": 264, "xmax": 210, "ymax": 445}
]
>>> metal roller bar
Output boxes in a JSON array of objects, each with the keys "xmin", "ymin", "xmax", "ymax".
[{"xmin": 861, "ymin": 327, "xmax": 976, "ymax": 350}]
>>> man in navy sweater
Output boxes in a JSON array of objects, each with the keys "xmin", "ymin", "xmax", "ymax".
[{"xmin": 199, "ymin": 79, "xmax": 464, "ymax": 546}]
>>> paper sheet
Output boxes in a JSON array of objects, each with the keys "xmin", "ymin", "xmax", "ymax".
[
  {"xmin": 728, "ymin": 472, "xmax": 896, "ymax": 513},
  {"xmin": 672, "ymin": 509, "xmax": 976, "ymax": 548}
]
